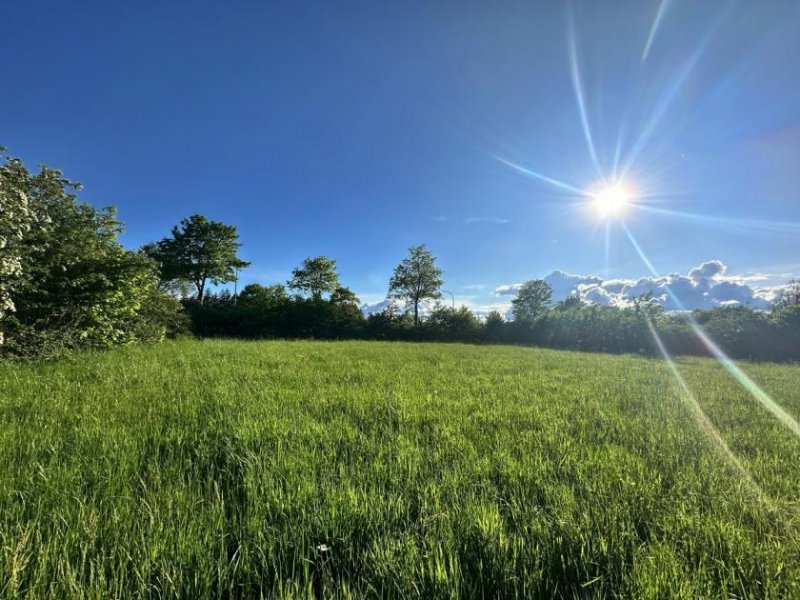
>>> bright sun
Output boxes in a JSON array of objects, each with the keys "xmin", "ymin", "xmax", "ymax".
[{"xmin": 591, "ymin": 181, "xmax": 634, "ymax": 216}]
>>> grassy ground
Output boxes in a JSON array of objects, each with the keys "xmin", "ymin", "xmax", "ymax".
[{"xmin": 1, "ymin": 340, "xmax": 799, "ymax": 598}]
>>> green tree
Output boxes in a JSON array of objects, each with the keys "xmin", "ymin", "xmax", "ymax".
[
  {"xmin": 154, "ymin": 214, "xmax": 249, "ymax": 303},
  {"xmin": 238, "ymin": 283, "xmax": 289, "ymax": 309},
  {"xmin": 139, "ymin": 242, "xmax": 192, "ymax": 297},
  {"xmin": 388, "ymin": 245, "xmax": 443, "ymax": 326},
  {"xmin": 632, "ymin": 292, "xmax": 663, "ymax": 319},
  {"xmin": 771, "ymin": 302, "xmax": 800, "ymax": 360},
  {"xmin": 554, "ymin": 294, "xmax": 584, "ymax": 311},
  {"xmin": 288, "ymin": 256, "xmax": 340, "ymax": 300},
  {"xmin": 329, "ymin": 286, "xmax": 364, "ymax": 332},
  {"xmin": 773, "ymin": 280, "xmax": 800, "ymax": 310},
  {"xmin": 128, "ymin": 286, "xmax": 189, "ymax": 342},
  {"xmin": 330, "ymin": 286, "xmax": 360, "ymax": 306},
  {"xmin": 484, "ymin": 310, "xmax": 506, "ymax": 341},
  {"xmin": 2, "ymin": 159, "xmax": 166, "ymax": 356},
  {"xmin": 0, "ymin": 151, "xmax": 33, "ymax": 346},
  {"xmin": 426, "ymin": 305, "xmax": 481, "ymax": 341},
  {"xmin": 511, "ymin": 279, "xmax": 552, "ymax": 324}
]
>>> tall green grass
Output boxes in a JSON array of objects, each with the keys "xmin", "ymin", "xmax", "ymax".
[{"xmin": 1, "ymin": 340, "xmax": 799, "ymax": 597}]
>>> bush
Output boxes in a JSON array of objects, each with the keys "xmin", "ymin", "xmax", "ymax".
[{"xmin": 0, "ymin": 154, "xmax": 183, "ymax": 358}]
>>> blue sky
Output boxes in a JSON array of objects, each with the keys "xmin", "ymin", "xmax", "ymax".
[{"xmin": 4, "ymin": 1, "xmax": 799, "ymax": 312}]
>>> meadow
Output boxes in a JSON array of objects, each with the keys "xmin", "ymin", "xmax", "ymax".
[{"xmin": 1, "ymin": 340, "xmax": 799, "ymax": 598}]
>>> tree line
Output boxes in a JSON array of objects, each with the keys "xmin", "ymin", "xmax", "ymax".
[{"xmin": 2, "ymin": 150, "xmax": 799, "ymax": 360}]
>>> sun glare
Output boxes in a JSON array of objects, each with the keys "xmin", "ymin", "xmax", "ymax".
[{"xmin": 591, "ymin": 181, "xmax": 634, "ymax": 216}]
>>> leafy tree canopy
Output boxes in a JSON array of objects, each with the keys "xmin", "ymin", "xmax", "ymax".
[
  {"xmin": 774, "ymin": 280, "xmax": 800, "ymax": 310},
  {"xmin": 1, "ymin": 153, "xmax": 175, "ymax": 356},
  {"xmin": 330, "ymin": 286, "xmax": 360, "ymax": 306},
  {"xmin": 238, "ymin": 283, "xmax": 289, "ymax": 309},
  {"xmin": 388, "ymin": 245, "xmax": 443, "ymax": 326},
  {"xmin": 288, "ymin": 256, "xmax": 340, "ymax": 300},
  {"xmin": 152, "ymin": 214, "xmax": 249, "ymax": 303},
  {"xmin": 511, "ymin": 279, "xmax": 552, "ymax": 324},
  {"xmin": 0, "ymin": 150, "xmax": 33, "ymax": 346}
]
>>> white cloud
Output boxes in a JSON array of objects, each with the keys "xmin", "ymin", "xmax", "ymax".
[
  {"xmin": 688, "ymin": 259, "xmax": 725, "ymax": 283},
  {"xmin": 495, "ymin": 284, "xmax": 522, "ymax": 296},
  {"xmin": 465, "ymin": 217, "xmax": 511, "ymax": 225},
  {"xmin": 359, "ymin": 298, "xmax": 440, "ymax": 317},
  {"xmin": 360, "ymin": 296, "xmax": 513, "ymax": 321},
  {"xmin": 496, "ymin": 271, "xmax": 602, "ymax": 299},
  {"xmin": 469, "ymin": 302, "xmax": 514, "ymax": 320},
  {"xmin": 360, "ymin": 299, "xmax": 395, "ymax": 316},
  {"xmin": 495, "ymin": 260, "xmax": 796, "ymax": 311},
  {"xmin": 752, "ymin": 284, "xmax": 793, "ymax": 305}
]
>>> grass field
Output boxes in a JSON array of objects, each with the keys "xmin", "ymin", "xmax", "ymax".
[{"xmin": 1, "ymin": 340, "xmax": 800, "ymax": 598}]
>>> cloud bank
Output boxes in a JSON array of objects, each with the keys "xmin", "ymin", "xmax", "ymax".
[
  {"xmin": 496, "ymin": 260, "xmax": 790, "ymax": 311},
  {"xmin": 360, "ymin": 260, "xmax": 792, "ymax": 317}
]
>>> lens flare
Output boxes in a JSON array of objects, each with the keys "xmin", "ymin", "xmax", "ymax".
[
  {"xmin": 493, "ymin": 156, "xmax": 589, "ymax": 196},
  {"xmin": 639, "ymin": 205, "xmax": 800, "ymax": 236},
  {"xmin": 567, "ymin": 6, "xmax": 603, "ymax": 176},
  {"xmin": 494, "ymin": 3, "xmax": 792, "ymax": 498},
  {"xmin": 642, "ymin": 312, "xmax": 761, "ymax": 494},
  {"xmin": 622, "ymin": 222, "xmax": 800, "ymax": 442},
  {"xmin": 642, "ymin": 0, "xmax": 672, "ymax": 63},
  {"xmin": 622, "ymin": 5, "xmax": 733, "ymax": 176},
  {"xmin": 688, "ymin": 323, "xmax": 800, "ymax": 440}
]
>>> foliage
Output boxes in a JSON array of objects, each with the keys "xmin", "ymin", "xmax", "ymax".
[
  {"xmin": 1, "ymin": 340, "xmax": 799, "ymax": 597},
  {"xmin": 150, "ymin": 214, "xmax": 249, "ymax": 303},
  {"xmin": 694, "ymin": 305, "xmax": 773, "ymax": 360},
  {"xmin": 187, "ymin": 288, "xmax": 365, "ymax": 340},
  {"xmin": 510, "ymin": 279, "xmax": 552, "ymax": 324},
  {"xmin": 364, "ymin": 307, "xmax": 415, "ymax": 340},
  {"xmin": 330, "ymin": 285, "xmax": 360, "ymax": 306},
  {"xmin": 773, "ymin": 279, "xmax": 800, "ymax": 309},
  {"xmin": 388, "ymin": 245, "xmax": 443, "ymax": 326},
  {"xmin": 238, "ymin": 283, "xmax": 289, "ymax": 309},
  {"xmin": 0, "ymin": 156, "xmax": 173, "ymax": 357},
  {"xmin": 423, "ymin": 304, "xmax": 482, "ymax": 342},
  {"xmin": 129, "ymin": 287, "xmax": 191, "ymax": 342},
  {"xmin": 288, "ymin": 256, "xmax": 341, "ymax": 300},
  {"xmin": 139, "ymin": 242, "xmax": 194, "ymax": 296},
  {"xmin": 483, "ymin": 310, "xmax": 506, "ymax": 342},
  {"xmin": 4, "ymin": 146, "xmax": 799, "ymax": 363},
  {"xmin": 186, "ymin": 288, "xmax": 800, "ymax": 361},
  {"xmin": 770, "ymin": 304, "xmax": 800, "ymax": 358},
  {"xmin": 0, "ymin": 152, "xmax": 33, "ymax": 346},
  {"xmin": 553, "ymin": 294, "xmax": 584, "ymax": 311}
]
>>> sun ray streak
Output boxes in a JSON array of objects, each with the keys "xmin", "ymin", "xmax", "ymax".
[
  {"xmin": 567, "ymin": 7, "xmax": 603, "ymax": 175},
  {"xmin": 621, "ymin": 52, "xmax": 703, "ymax": 176},
  {"xmin": 620, "ymin": 221, "xmax": 660, "ymax": 277},
  {"xmin": 639, "ymin": 205, "xmax": 800, "ymax": 235},
  {"xmin": 622, "ymin": 5, "xmax": 732, "ymax": 176},
  {"xmin": 642, "ymin": 0, "xmax": 672, "ymax": 63},
  {"xmin": 612, "ymin": 122, "xmax": 626, "ymax": 179},
  {"xmin": 493, "ymin": 156, "xmax": 589, "ymax": 196},
  {"xmin": 622, "ymin": 222, "xmax": 800, "ymax": 441},
  {"xmin": 642, "ymin": 312, "xmax": 760, "ymax": 490},
  {"xmin": 687, "ymin": 324, "xmax": 800, "ymax": 439}
]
